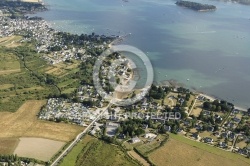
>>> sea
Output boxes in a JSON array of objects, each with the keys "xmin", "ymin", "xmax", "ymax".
[{"xmin": 33, "ymin": 0, "xmax": 250, "ymax": 109}]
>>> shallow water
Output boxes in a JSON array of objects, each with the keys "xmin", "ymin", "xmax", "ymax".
[{"xmin": 35, "ymin": 0, "xmax": 250, "ymax": 108}]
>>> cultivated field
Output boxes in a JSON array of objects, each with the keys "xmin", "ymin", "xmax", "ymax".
[
  {"xmin": 45, "ymin": 62, "xmax": 80, "ymax": 78},
  {"xmin": 14, "ymin": 137, "xmax": 65, "ymax": 161},
  {"xmin": 0, "ymin": 50, "xmax": 21, "ymax": 75},
  {"xmin": 0, "ymin": 100, "xmax": 84, "ymax": 154},
  {"xmin": 0, "ymin": 36, "xmax": 22, "ymax": 48},
  {"xmin": 149, "ymin": 134, "xmax": 250, "ymax": 166},
  {"xmin": 0, "ymin": 138, "xmax": 19, "ymax": 154}
]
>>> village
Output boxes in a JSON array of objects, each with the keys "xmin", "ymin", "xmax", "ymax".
[
  {"xmin": 39, "ymin": 83, "xmax": 250, "ymax": 158},
  {"xmin": 1, "ymin": 0, "xmax": 250, "ymax": 165}
]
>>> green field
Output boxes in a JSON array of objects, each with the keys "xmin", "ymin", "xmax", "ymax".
[
  {"xmin": 0, "ymin": 46, "xmax": 57, "ymax": 112},
  {"xmin": 0, "ymin": 44, "xmax": 85, "ymax": 112},
  {"xmin": 169, "ymin": 133, "xmax": 250, "ymax": 164},
  {"xmin": 60, "ymin": 135, "xmax": 140, "ymax": 166},
  {"xmin": 60, "ymin": 135, "xmax": 93, "ymax": 166},
  {"xmin": 0, "ymin": 36, "xmax": 22, "ymax": 48},
  {"xmin": 0, "ymin": 48, "xmax": 20, "ymax": 74}
]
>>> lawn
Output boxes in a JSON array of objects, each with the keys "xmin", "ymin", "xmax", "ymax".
[{"xmin": 149, "ymin": 133, "xmax": 250, "ymax": 166}]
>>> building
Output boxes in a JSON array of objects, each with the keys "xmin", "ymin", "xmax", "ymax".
[{"xmin": 131, "ymin": 136, "xmax": 141, "ymax": 144}]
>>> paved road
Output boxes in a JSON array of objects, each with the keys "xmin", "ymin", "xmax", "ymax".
[{"xmin": 50, "ymin": 103, "xmax": 112, "ymax": 166}]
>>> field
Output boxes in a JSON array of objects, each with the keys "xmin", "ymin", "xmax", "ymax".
[
  {"xmin": 0, "ymin": 36, "xmax": 22, "ymax": 48},
  {"xmin": 0, "ymin": 138, "xmax": 19, "ymax": 154},
  {"xmin": 60, "ymin": 135, "xmax": 94, "ymax": 166},
  {"xmin": 149, "ymin": 134, "xmax": 250, "ymax": 166},
  {"xmin": 45, "ymin": 62, "xmax": 80, "ymax": 78},
  {"xmin": 61, "ymin": 136, "xmax": 140, "ymax": 166},
  {"xmin": 135, "ymin": 134, "xmax": 168, "ymax": 156},
  {"xmin": 0, "ymin": 100, "xmax": 84, "ymax": 154},
  {"xmin": 0, "ymin": 49, "xmax": 21, "ymax": 75},
  {"xmin": 14, "ymin": 137, "xmax": 65, "ymax": 161},
  {"xmin": 128, "ymin": 150, "xmax": 150, "ymax": 166},
  {"xmin": 0, "ymin": 46, "xmax": 59, "ymax": 112}
]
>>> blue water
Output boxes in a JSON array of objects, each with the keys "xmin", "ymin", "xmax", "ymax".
[{"xmin": 35, "ymin": 0, "xmax": 250, "ymax": 108}]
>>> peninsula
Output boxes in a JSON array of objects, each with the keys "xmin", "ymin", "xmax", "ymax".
[{"xmin": 176, "ymin": 1, "xmax": 217, "ymax": 11}]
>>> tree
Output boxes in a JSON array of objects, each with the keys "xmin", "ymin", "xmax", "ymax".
[{"xmin": 203, "ymin": 102, "xmax": 211, "ymax": 109}]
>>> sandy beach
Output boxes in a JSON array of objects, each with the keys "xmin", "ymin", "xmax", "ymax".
[
  {"xmin": 21, "ymin": 0, "xmax": 41, "ymax": 3},
  {"xmin": 199, "ymin": 93, "xmax": 247, "ymax": 112}
]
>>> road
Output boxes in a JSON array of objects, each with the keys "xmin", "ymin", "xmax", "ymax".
[
  {"xmin": 188, "ymin": 97, "xmax": 198, "ymax": 116},
  {"xmin": 50, "ymin": 103, "xmax": 112, "ymax": 166},
  {"xmin": 230, "ymin": 134, "xmax": 240, "ymax": 152}
]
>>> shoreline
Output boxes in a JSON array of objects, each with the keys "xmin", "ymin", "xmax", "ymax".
[
  {"xmin": 159, "ymin": 79, "xmax": 248, "ymax": 111},
  {"xmin": 5, "ymin": 0, "xmax": 248, "ymax": 112}
]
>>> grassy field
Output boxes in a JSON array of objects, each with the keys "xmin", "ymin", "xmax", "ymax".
[
  {"xmin": 0, "ymin": 49, "xmax": 21, "ymax": 75},
  {"xmin": 0, "ymin": 46, "xmax": 60, "ymax": 112},
  {"xmin": 61, "ymin": 136, "xmax": 140, "ymax": 166},
  {"xmin": 135, "ymin": 134, "xmax": 168, "ymax": 156},
  {"xmin": 60, "ymin": 135, "xmax": 94, "ymax": 166},
  {"xmin": 0, "ymin": 100, "xmax": 84, "ymax": 155},
  {"xmin": 45, "ymin": 62, "xmax": 80, "ymax": 78},
  {"xmin": 149, "ymin": 133, "xmax": 250, "ymax": 166},
  {"xmin": 0, "ymin": 36, "xmax": 22, "ymax": 48}
]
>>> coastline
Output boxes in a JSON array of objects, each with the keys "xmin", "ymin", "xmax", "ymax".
[
  {"xmin": 159, "ymin": 79, "xmax": 248, "ymax": 111},
  {"xmin": 4, "ymin": 0, "xmax": 248, "ymax": 112}
]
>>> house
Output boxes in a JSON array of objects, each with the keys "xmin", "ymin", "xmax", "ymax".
[
  {"xmin": 176, "ymin": 128, "xmax": 183, "ymax": 133},
  {"xmin": 238, "ymin": 148, "xmax": 249, "ymax": 156},
  {"xmin": 232, "ymin": 109, "xmax": 239, "ymax": 114},
  {"xmin": 164, "ymin": 125, "xmax": 171, "ymax": 132},
  {"xmin": 106, "ymin": 122, "xmax": 119, "ymax": 137},
  {"xmin": 192, "ymin": 133, "xmax": 200, "ymax": 140},
  {"xmin": 131, "ymin": 136, "xmax": 141, "ymax": 144},
  {"xmin": 207, "ymin": 126, "xmax": 214, "ymax": 132},
  {"xmin": 204, "ymin": 137, "xmax": 213, "ymax": 143},
  {"xmin": 233, "ymin": 117, "xmax": 241, "ymax": 123},
  {"xmin": 219, "ymin": 142, "xmax": 227, "ymax": 148},
  {"xmin": 118, "ymin": 134, "xmax": 126, "ymax": 139},
  {"xmin": 203, "ymin": 110, "xmax": 211, "ymax": 116},
  {"xmin": 196, "ymin": 124, "xmax": 203, "ymax": 131},
  {"xmin": 213, "ymin": 132, "xmax": 220, "ymax": 137},
  {"xmin": 142, "ymin": 124, "xmax": 148, "ymax": 129},
  {"xmin": 221, "ymin": 132, "xmax": 228, "ymax": 138},
  {"xmin": 215, "ymin": 114, "xmax": 223, "ymax": 121},
  {"xmin": 145, "ymin": 133, "xmax": 157, "ymax": 139},
  {"xmin": 184, "ymin": 120, "xmax": 190, "ymax": 126}
]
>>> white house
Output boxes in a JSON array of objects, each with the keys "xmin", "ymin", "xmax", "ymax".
[{"xmin": 131, "ymin": 136, "xmax": 141, "ymax": 144}]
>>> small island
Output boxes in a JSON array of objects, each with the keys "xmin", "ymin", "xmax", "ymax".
[{"xmin": 176, "ymin": 1, "xmax": 216, "ymax": 12}]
